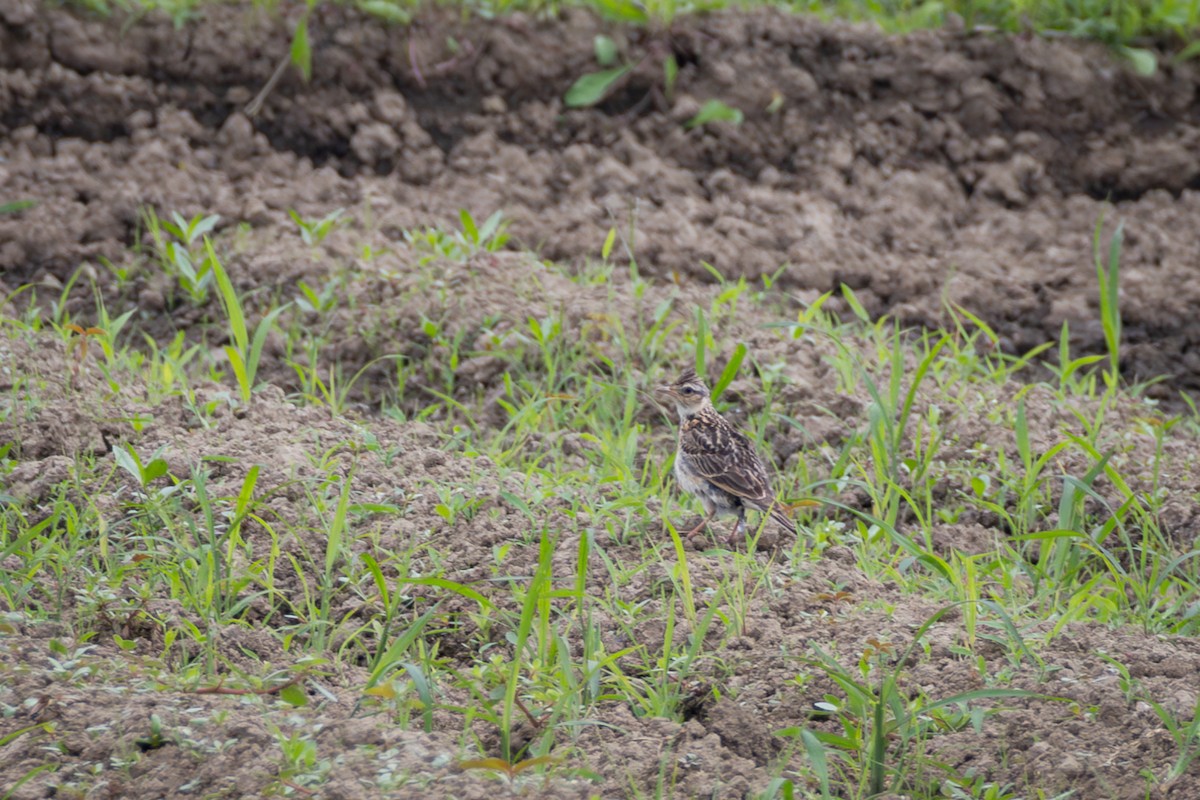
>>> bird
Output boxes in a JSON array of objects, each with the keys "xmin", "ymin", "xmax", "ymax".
[{"xmin": 655, "ymin": 369, "xmax": 796, "ymax": 545}]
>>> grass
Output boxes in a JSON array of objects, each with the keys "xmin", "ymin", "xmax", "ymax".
[{"xmin": 3, "ymin": 195, "xmax": 1200, "ymax": 798}]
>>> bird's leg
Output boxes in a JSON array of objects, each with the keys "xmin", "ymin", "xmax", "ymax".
[
  {"xmin": 726, "ymin": 513, "xmax": 746, "ymax": 546},
  {"xmin": 683, "ymin": 508, "xmax": 717, "ymax": 539}
]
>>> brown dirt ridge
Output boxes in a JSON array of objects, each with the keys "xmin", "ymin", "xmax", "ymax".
[{"xmin": 2, "ymin": 2, "xmax": 1200, "ymax": 392}]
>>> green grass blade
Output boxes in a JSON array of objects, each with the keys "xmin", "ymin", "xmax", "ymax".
[
  {"xmin": 365, "ymin": 607, "xmax": 439, "ymax": 688},
  {"xmin": 710, "ymin": 342, "xmax": 746, "ymax": 403},
  {"xmin": 224, "ymin": 345, "xmax": 250, "ymax": 403},
  {"xmin": 206, "ymin": 237, "xmax": 247, "ymax": 354},
  {"xmin": 245, "ymin": 303, "xmax": 291, "ymax": 391},
  {"xmin": 402, "ymin": 577, "xmax": 492, "ymax": 611},
  {"xmin": 799, "ymin": 728, "xmax": 830, "ymax": 799},
  {"xmin": 325, "ymin": 479, "xmax": 351, "ymax": 578}
]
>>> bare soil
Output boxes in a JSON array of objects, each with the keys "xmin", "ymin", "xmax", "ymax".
[{"xmin": 3, "ymin": 3, "xmax": 1200, "ymax": 799}]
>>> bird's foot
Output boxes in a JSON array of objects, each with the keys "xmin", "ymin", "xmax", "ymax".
[{"xmin": 680, "ymin": 512, "xmax": 715, "ymax": 540}]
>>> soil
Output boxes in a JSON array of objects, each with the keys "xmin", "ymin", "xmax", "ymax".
[{"xmin": 3, "ymin": 3, "xmax": 1200, "ymax": 799}]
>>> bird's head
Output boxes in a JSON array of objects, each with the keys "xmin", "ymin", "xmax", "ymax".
[{"xmin": 655, "ymin": 370, "xmax": 711, "ymax": 419}]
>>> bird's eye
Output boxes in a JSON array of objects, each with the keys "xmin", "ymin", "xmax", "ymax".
[{"xmin": 680, "ymin": 386, "xmax": 695, "ymax": 395}]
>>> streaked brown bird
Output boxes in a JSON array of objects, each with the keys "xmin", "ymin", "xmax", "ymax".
[{"xmin": 656, "ymin": 370, "xmax": 796, "ymax": 544}]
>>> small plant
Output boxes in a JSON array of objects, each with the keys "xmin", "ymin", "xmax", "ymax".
[
  {"xmin": 565, "ymin": 34, "xmax": 740, "ymax": 129},
  {"xmin": 1094, "ymin": 215, "xmax": 1124, "ymax": 393},
  {"xmin": 113, "ymin": 444, "xmax": 170, "ymax": 490},
  {"xmin": 138, "ymin": 330, "xmax": 202, "ymax": 401},
  {"xmin": 271, "ymin": 726, "xmax": 330, "ymax": 790},
  {"xmin": 684, "ymin": 99, "xmax": 743, "ymax": 129},
  {"xmin": 403, "ymin": 209, "xmax": 510, "ymax": 264},
  {"xmin": 565, "ymin": 35, "xmax": 639, "ymax": 107},
  {"xmin": 295, "ymin": 275, "xmax": 343, "ymax": 314},
  {"xmin": 63, "ymin": 323, "xmax": 106, "ymax": 386},
  {"xmin": 1141, "ymin": 692, "xmax": 1200, "ymax": 784},
  {"xmin": 0, "ymin": 199, "xmax": 35, "ymax": 215},
  {"xmin": 943, "ymin": 775, "xmax": 1021, "ymax": 800},
  {"xmin": 565, "ymin": 34, "xmax": 678, "ymax": 110},
  {"xmin": 134, "ymin": 714, "xmax": 168, "ymax": 751},
  {"xmin": 98, "ymin": 255, "xmax": 136, "ymax": 290},
  {"xmin": 458, "ymin": 755, "xmax": 560, "ymax": 783},
  {"xmin": 46, "ymin": 639, "xmax": 97, "ymax": 683},
  {"xmin": 289, "ymin": 207, "xmax": 345, "ymax": 246},
  {"xmin": 778, "ymin": 607, "xmax": 1049, "ymax": 795},
  {"xmin": 1046, "ymin": 320, "xmax": 1105, "ymax": 397},
  {"xmin": 144, "ymin": 210, "xmax": 221, "ymax": 305},
  {"xmin": 206, "ymin": 239, "xmax": 290, "ymax": 404}
]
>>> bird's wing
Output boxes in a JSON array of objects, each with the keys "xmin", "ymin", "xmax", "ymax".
[{"xmin": 680, "ymin": 412, "xmax": 774, "ymax": 504}]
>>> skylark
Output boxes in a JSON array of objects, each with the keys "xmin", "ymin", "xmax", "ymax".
[{"xmin": 656, "ymin": 370, "xmax": 796, "ymax": 544}]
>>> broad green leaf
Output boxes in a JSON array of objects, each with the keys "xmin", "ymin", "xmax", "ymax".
[
  {"xmin": 363, "ymin": 682, "xmax": 396, "ymax": 700},
  {"xmin": 594, "ymin": 35, "xmax": 618, "ymax": 67},
  {"xmin": 685, "ymin": 99, "xmax": 743, "ymax": 129},
  {"xmin": 360, "ymin": 0, "xmax": 410, "ymax": 22},
  {"xmin": 1117, "ymin": 45, "xmax": 1156, "ymax": 76},
  {"xmin": 114, "ymin": 445, "xmax": 144, "ymax": 484},
  {"xmin": 564, "ymin": 65, "xmax": 631, "ymax": 108},
  {"xmin": 591, "ymin": 0, "xmax": 648, "ymax": 22},
  {"xmin": 279, "ymin": 682, "xmax": 308, "ymax": 707},
  {"xmin": 143, "ymin": 458, "xmax": 169, "ymax": 483}
]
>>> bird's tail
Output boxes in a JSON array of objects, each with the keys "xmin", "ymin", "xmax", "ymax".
[{"xmin": 768, "ymin": 502, "xmax": 798, "ymax": 536}]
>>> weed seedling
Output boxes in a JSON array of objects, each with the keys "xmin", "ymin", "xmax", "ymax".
[
  {"xmin": 143, "ymin": 209, "xmax": 221, "ymax": 305},
  {"xmin": 289, "ymin": 207, "xmax": 345, "ymax": 246},
  {"xmin": 63, "ymin": 323, "xmax": 105, "ymax": 386}
]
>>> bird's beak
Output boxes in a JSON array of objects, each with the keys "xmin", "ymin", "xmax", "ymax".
[{"xmin": 655, "ymin": 384, "xmax": 675, "ymax": 398}]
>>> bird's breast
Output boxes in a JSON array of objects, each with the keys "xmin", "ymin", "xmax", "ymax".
[{"xmin": 673, "ymin": 452, "xmax": 709, "ymax": 496}]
